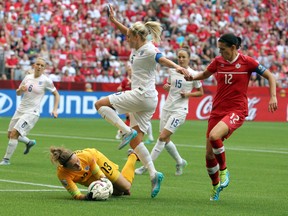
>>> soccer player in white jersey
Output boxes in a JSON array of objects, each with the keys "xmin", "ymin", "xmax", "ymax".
[
  {"xmin": 135, "ymin": 47, "xmax": 204, "ymax": 176},
  {"xmin": 95, "ymin": 5, "xmax": 189, "ymax": 198},
  {"xmin": 0, "ymin": 57, "xmax": 60, "ymax": 165}
]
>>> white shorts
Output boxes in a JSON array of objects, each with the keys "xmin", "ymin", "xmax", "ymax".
[
  {"xmin": 160, "ymin": 109, "xmax": 187, "ymax": 134},
  {"xmin": 8, "ymin": 111, "xmax": 39, "ymax": 136},
  {"xmin": 109, "ymin": 88, "xmax": 158, "ymax": 134}
]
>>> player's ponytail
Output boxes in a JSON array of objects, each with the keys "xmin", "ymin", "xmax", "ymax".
[
  {"xmin": 218, "ymin": 33, "xmax": 242, "ymax": 49},
  {"xmin": 130, "ymin": 21, "xmax": 162, "ymax": 44}
]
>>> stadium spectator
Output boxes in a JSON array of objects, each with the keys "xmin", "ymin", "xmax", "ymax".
[
  {"xmin": 62, "ymin": 69, "xmax": 75, "ymax": 82},
  {"xmin": 18, "ymin": 54, "xmax": 31, "ymax": 73},
  {"xmin": 74, "ymin": 68, "xmax": 86, "ymax": 83},
  {"xmin": 61, "ymin": 60, "xmax": 76, "ymax": 76},
  {"xmin": 0, "ymin": 0, "xmax": 287, "ymax": 87},
  {"xmin": 5, "ymin": 50, "xmax": 18, "ymax": 80},
  {"xmin": 49, "ymin": 69, "xmax": 62, "ymax": 82},
  {"xmin": 50, "ymin": 146, "xmax": 138, "ymax": 200},
  {"xmin": 0, "ymin": 57, "xmax": 60, "ymax": 166},
  {"xmin": 183, "ymin": 33, "xmax": 278, "ymax": 201},
  {"xmin": 85, "ymin": 82, "xmax": 93, "ymax": 92}
]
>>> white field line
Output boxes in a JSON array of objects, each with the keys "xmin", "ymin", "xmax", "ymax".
[
  {"xmin": 0, "ymin": 131, "xmax": 287, "ymax": 154},
  {"xmin": 0, "ymin": 179, "xmax": 86, "ymax": 192}
]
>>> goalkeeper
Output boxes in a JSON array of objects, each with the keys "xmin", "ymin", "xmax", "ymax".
[{"xmin": 50, "ymin": 146, "xmax": 138, "ymax": 200}]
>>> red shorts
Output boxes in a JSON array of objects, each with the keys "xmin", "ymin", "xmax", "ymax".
[{"xmin": 207, "ymin": 112, "xmax": 245, "ymax": 140}]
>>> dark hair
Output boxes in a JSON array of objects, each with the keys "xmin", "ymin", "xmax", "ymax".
[{"xmin": 218, "ymin": 33, "xmax": 242, "ymax": 49}]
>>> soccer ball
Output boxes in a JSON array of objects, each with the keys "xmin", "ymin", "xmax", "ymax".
[{"xmin": 88, "ymin": 179, "xmax": 113, "ymax": 201}]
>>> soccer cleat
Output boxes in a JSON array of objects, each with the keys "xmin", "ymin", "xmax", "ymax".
[
  {"xmin": 151, "ymin": 172, "xmax": 164, "ymax": 198},
  {"xmin": 135, "ymin": 166, "xmax": 147, "ymax": 175},
  {"xmin": 118, "ymin": 129, "xmax": 138, "ymax": 150},
  {"xmin": 175, "ymin": 159, "xmax": 188, "ymax": 176},
  {"xmin": 220, "ymin": 168, "xmax": 230, "ymax": 189},
  {"xmin": 210, "ymin": 182, "xmax": 223, "ymax": 201},
  {"xmin": 24, "ymin": 140, "xmax": 36, "ymax": 155},
  {"xmin": 144, "ymin": 139, "xmax": 153, "ymax": 145},
  {"xmin": 0, "ymin": 159, "xmax": 10, "ymax": 166},
  {"xmin": 127, "ymin": 148, "xmax": 139, "ymax": 161}
]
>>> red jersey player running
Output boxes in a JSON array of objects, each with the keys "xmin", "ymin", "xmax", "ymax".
[{"xmin": 183, "ymin": 33, "xmax": 278, "ymax": 201}]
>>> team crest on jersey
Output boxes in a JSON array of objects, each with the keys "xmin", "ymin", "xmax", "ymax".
[
  {"xmin": 139, "ymin": 50, "xmax": 144, "ymax": 56},
  {"xmin": 85, "ymin": 166, "xmax": 90, "ymax": 171},
  {"xmin": 221, "ymin": 64, "xmax": 224, "ymax": 67},
  {"xmin": 235, "ymin": 63, "xmax": 241, "ymax": 69},
  {"xmin": 38, "ymin": 81, "xmax": 43, "ymax": 85},
  {"xmin": 60, "ymin": 179, "xmax": 68, "ymax": 187}
]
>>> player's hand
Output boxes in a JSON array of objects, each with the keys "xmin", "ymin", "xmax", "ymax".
[
  {"xmin": 180, "ymin": 91, "xmax": 186, "ymax": 98},
  {"xmin": 20, "ymin": 85, "xmax": 27, "ymax": 92},
  {"xmin": 85, "ymin": 192, "xmax": 94, "ymax": 201},
  {"xmin": 268, "ymin": 96, "xmax": 278, "ymax": 113},
  {"xmin": 107, "ymin": 4, "xmax": 115, "ymax": 21},
  {"xmin": 163, "ymin": 83, "xmax": 170, "ymax": 91},
  {"xmin": 176, "ymin": 68, "xmax": 193, "ymax": 81},
  {"xmin": 51, "ymin": 111, "xmax": 58, "ymax": 118}
]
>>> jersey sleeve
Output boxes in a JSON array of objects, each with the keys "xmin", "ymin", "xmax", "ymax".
[
  {"xmin": 90, "ymin": 158, "xmax": 105, "ymax": 179},
  {"xmin": 45, "ymin": 77, "xmax": 57, "ymax": 92},
  {"xmin": 206, "ymin": 58, "xmax": 218, "ymax": 74},
  {"xmin": 57, "ymin": 172, "xmax": 83, "ymax": 200},
  {"xmin": 247, "ymin": 56, "xmax": 266, "ymax": 75}
]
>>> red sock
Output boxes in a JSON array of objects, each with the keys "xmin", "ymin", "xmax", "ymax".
[
  {"xmin": 125, "ymin": 116, "xmax": 130, "ymax": 126},
  {"xmin": 210, "ymin": 139, "xmax": 226, "ymax": 170},
  {"xmin": 206, "ymin": 158, "xmax": 219, "ymax": 185}
]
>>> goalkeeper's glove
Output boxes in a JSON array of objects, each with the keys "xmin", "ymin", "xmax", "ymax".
[{"xmin": 85, "ymin": 192, "xmax": 94, "ymax": 201}]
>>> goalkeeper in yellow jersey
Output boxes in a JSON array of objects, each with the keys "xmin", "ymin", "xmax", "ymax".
[{"xmin": 50, "ymin": 147, "xmax": 138, "ymax": 200}]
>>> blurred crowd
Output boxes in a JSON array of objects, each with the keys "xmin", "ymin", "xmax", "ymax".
[{"xmin": 0, "ymin": 0, "xmax": 288, "ymax": 88}]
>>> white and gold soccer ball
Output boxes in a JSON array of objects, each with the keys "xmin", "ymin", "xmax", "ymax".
[{"xmin": 88, "ymin": 178, "xmax": 113, "ymax": 201}]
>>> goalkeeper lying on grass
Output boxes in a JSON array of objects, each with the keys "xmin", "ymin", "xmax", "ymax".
[{"xmin": 50, "ymin": 146, "xmax": 138, "ymax": 200}]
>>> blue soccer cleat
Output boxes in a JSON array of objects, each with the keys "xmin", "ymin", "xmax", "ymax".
[
  {"xmin": 210, "ymin": 182, "xmax": 223, "ymax": 201},
  {"xmin": 151, "ymin": 172, "xmax": 164, "ymax": 198},
  {"xmin": 118, "ymin": 129, "xmax": 137, "ymax": 150},
  {"xmin": 24, "ymin": 140, "xmax": 36, "ymax": 155}
]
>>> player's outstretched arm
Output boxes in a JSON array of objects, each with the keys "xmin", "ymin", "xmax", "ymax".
[
  {"xmin": 107, "ymin": 4, "xmax": 129, "ymax": 36},
  {"xmin": 261, "ymin": 69, "xmax": 278, "ymax": 113}
]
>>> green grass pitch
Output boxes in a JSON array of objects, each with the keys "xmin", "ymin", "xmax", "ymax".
[{"xmin": 0, "ymin": 117, "xmax": 287, "ymax": 216}]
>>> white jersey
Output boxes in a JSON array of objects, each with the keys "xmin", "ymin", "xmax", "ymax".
[
  {"xmin": 17, "ymin": 74, "xmax": 56, "ymax": 116},
  {"xmin": 163, "ymin": 67, "xmax": 202, "ymax": 113},
  {"xmin": 130, "ymin": 42, "xmax": 159, "ymax": 98}
]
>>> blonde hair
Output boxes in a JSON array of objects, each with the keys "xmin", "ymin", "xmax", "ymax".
[
  {"xmin": 50, "ymin": 146, "xmax": 74, "ymax": 166},
  {"xmin": 130, "ymin": 21, "xmax": 162, "ymax": 44}
]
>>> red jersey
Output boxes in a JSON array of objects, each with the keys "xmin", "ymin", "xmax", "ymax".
[{"xmin": 207, "ymin": 53, "xmax": 264, "ymax": 117}]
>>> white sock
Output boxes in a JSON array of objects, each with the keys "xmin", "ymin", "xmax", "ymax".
[
  {"xmin": 147, "ymin": 121, "xmax": 154, "ymax": 141},
  {"xmin": 165, "ymin": 141, "xmax": 182, "ymax": 164},
  {"xmin": 134, "ymin": 142, "xmax": 157, "ymax": 179},
  {"xmin": 3, "ymin": 139, "xmax": 18, "ymax": 160},
  {"xmin": 18, "ymin": 136, "xmax": 30, "ymax": 144},
  {"xmin": 150, "ymin": 139, "xmax": 165, "ymax": 161},
  {"xmin": 98, "ymin": 106, "xmax": 131, "ymax": 133}
]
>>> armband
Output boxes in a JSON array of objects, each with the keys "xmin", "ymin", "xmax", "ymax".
[
  {"xmin": 155, "ymin": 53, "xmax": 163, "ymax": 63},
  {"xmin": 254, "ymin": 64, "xmax": 266, "ymax": 75}
]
